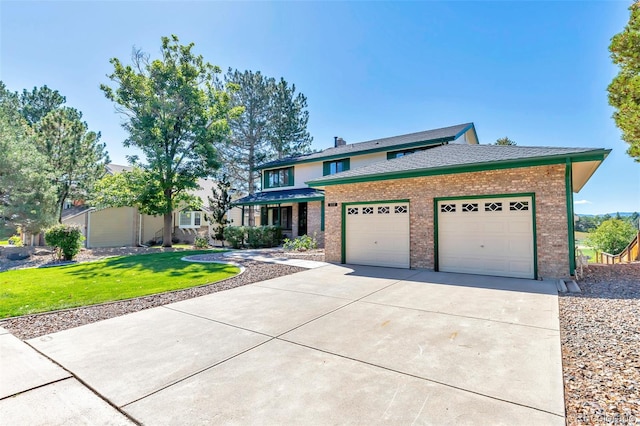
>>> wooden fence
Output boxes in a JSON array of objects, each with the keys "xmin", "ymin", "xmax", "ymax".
[{"xmin": 594, "ymin": 231, "xmax": 640, "ymax": 264}]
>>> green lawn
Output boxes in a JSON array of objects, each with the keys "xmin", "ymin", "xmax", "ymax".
[
  {"xmin": 0, "ymin": 240, "xmax": 7, "ymax": 246},
  {"xmin": 0, "ymin": 250, "xmax": 238, "ymax": 318}
]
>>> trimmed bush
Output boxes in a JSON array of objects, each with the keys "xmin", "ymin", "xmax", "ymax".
[
  {"xmin": 222, "ymin": 226, "xmax": 283, "ymax": 249},
  {"xmin": 283, "ymin": 233, "xmax": 318, "ymax": 252},
  {"xmin": 223, "ymin": 226, "xmax": 245, "ymax": 249},
  {"xmin": 7, "ymin": 235, "xmax": 23, "ymax": 247},
  {"xmin": 194, "ymin": 236, "xmax": 209, "ymax": 249},
  {"xmin": 45, "ymin": 224, "xmax": 84, "ymax": 260},
  {"xmin": 246, "ymin": 226, "xmax": 263, "ymax": 249}
]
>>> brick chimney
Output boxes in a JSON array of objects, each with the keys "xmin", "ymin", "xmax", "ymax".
[{"xmin": 334, "ymin": 136, "xmax": 346, "ymax": 147}]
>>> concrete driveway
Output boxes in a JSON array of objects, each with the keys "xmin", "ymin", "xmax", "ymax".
[{"xmin": 5, "ymin": 264, "xmax": 564, "ymax": 425}]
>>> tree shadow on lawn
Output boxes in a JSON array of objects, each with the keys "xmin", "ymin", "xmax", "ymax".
[{"xmin": 62, "ymin": 251, "xmax": 236, "ymax": 279}]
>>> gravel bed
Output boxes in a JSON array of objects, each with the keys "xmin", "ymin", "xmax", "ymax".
[
  {"xmin": 0, "ymin": 249, "xmax": 308, "ymax": 340},
  {"xmin": 560, "ymin": 263, "xmax": 640, "ymax": 425}
]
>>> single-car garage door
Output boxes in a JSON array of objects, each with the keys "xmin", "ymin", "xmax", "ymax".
[
  {"xmin": 344, "ymin": 202, "xmax": 410, "ymax": 268},
  {"xmin": 437, "ymin": 196, "xmax": 535, "ymax": 279}
]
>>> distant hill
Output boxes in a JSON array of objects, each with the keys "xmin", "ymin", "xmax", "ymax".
[{"xmin": 577, "ymin": 212, "xmax": 637, "ymax": 218}]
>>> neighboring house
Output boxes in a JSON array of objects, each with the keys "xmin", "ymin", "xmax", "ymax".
[
  {"xmin": 61, "ymin": 165, "xmax": 214, "ymax": 248},
  {"xmin": 234, "ymin": 122, "xmax": 609, "ymax": 279}
]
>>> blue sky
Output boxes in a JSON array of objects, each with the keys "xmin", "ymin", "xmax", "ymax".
[{"xmin": 1, "ymin": 1, "xmax": 638, "ymax": 215}]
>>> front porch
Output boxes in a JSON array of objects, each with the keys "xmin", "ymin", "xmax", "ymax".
[{"xmin": 233, "ymin": 188, "xmax": 325, "ymax": 247}]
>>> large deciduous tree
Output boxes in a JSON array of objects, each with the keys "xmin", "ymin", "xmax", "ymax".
[
  {"xmin": 35, "ymin": 107, "xmax": 109, "ymax": 222},
  {"xmin": 100, "ymin": 35, "xmax": 239, "ymax": 247},
  {"xmin": 587, "ymin": 218, "xmax": 637, "ymax": 255},
  {"xmin": 608, "ymin": 2, "xmax": 640, "ymax": 162}
]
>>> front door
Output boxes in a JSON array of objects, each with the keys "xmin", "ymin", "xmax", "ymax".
[{"xmin": 298, "ymin": 202, "xmax": 308, "ymax": 236}]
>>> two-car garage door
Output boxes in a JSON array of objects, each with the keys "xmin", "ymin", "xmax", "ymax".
[
  {"xmin": 437, "ymin": 196, "xmax": 535, "ymax": 279},
  {"xmin": 343, "ymin": 196, "xmax": 535, "ymax": 279}
]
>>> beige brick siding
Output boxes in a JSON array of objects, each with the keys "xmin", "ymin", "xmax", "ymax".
[
  {"xmin": 307, "ymin": 201, "xmax": 325, "ymax": 247},
  {"xmin": 323, "ymin": 164, "xmax": 570, "ymax": 278}
]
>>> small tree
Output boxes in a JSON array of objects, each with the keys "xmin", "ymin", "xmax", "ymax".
[
  {"xmin": 586, "ymin": 218, "xmax": 637, "ymax": 255},
  {"xmin": 45, "ymin": 224, "xmax": 84, "ymax": 260},
  {"xmin": 495, "ymin": 136, "xmax": 517, "ymax": 146},
  {"xmin": 207, "ymin": 175, "xmax": 233, "ymax": 246}
]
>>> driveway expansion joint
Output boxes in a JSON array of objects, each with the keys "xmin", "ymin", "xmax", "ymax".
[
  {"xmin": 275, "ymin": 337, "xmax": 565, "ymax": 419},
  {"xmin": 358, "ymin": 299, "xmax": 561, "ymax": 332}
]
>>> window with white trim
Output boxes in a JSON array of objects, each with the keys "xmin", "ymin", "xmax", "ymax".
[{"xmin": 179, "ymin": 211, "xmax": 202, "ymax": 228}]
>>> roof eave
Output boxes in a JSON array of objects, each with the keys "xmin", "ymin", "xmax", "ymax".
[
  {"xmin": 231, "ymin": 195, "xmax": 325, "ymax": 207},
  {"xmin": 308, "ymin": 150, "xmax": 611, "ymax": 188}
]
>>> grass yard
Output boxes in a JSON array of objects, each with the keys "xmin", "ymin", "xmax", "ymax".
[
  {"xmin": 0, "ymin": 250, "xmax": 238, "ymax": 318},
  {"xmin": 0, "ymin": 240, "xmax": 7, "ymax": 246}
]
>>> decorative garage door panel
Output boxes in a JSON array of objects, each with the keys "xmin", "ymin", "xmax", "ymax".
[
  {"xmin": 437, "ymin": 197, "xmax": 534, "ymax": 279},
  {"xmin": 345, "ymin": 202, "xmax": 410, "ymax": 268}
]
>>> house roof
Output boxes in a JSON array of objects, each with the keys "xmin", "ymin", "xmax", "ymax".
[
  {"xmin": 106, "ymin": 163, "xmax": 133, "ymax": 175},
  {"xmin": 307, "ymin": 144, "xmax": 610, "ymax": 192},
  {"xmin": 232, "ymin": 188, "xmax": 325, "ymax": 206},
  {"xmin": 259, "ymin": 123, "xmax": 476, "ymax": 170},
  {"xmin": 61, "ymin": 205, "xmax": 94, "ymax": 221}
]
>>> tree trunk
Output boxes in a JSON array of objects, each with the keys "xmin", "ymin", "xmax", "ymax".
[
  {"xmin": 163, "ymin": 212, "xmax": 173, "ymax": 247},
  {"xmin": 247, "ymin": 143, "xmax": 256, "ymax": 227},
  {"xmin": 163, "ymin": 188, "xmax": 173, "ymax": 247}
]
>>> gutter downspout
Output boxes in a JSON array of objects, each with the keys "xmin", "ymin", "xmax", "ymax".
[{"xmin": 87, "ymin": 210, "xmax": 91, "ymax": 248}]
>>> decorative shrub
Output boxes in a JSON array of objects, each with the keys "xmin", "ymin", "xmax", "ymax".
[
  {"xmin": 223, "ymin": 226, "xmax": 245, "ymax": 249},
  {"xmin": 45, "ymin": 224, "xmax": 84, "ymax": 260},
  {"xmin": 222, "ymin": 226, "xmax": 282, "ymax": 249},
  {"xmin": 194, "ymin": 236, "xmax": 209, "ymax": 249},
  {"xmin": 283, "ymin": 233, "xmax": 318, "ymax": 252},
  {"xmin": 246, "ymin": 226, "xmax": 264, "ymax": 249},
  {"xmin": 263, "ymin": 226, "xmax": 282, "ymax": 248},
  {"xmin": 7, "ymin": 235, "xmax": 23, "ymax": 247}
]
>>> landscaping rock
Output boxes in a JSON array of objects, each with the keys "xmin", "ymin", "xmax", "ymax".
[
  {"xmin": 6, "ymin": 252, "xmax": 30, "ymax": 261},
  {"xmin": 560, "ymin": 263, "xmax": 640, "ymax": 425}
]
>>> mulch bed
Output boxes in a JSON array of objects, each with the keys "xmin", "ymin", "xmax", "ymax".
[{"xmin": 560, "ymin": 263, "xmax": 640, "ymax": 425}]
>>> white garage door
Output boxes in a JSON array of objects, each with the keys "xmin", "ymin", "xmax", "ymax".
[
  {"xmin": 345, "ymin": 202, "xmax": 410, "ymax": 268},
  {"xmin": 437, "ymin": 196, "xmax": 534, "ymax": 279}
]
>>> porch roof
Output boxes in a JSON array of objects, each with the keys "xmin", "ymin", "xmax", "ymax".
[{"xmin": 232, "ymin": 188, "xmax": 325, "ymax": 206}]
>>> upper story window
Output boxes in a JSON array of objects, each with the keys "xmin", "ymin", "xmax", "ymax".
[
  {"xmin": 387, "ymin": 146, "xmax": 433, "ymax": 159},
  {"xmin": 323, "ymin": 158, "xmax": 350, "ymax": 176},
  {"xmin": 264, "ymin": 167, "xmax": 294, "ymax": 189},
  {"xmin": 179, "ymin": 211, "xmax": 202, "ymax": 228}
]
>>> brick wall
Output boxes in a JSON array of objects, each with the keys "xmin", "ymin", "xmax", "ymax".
[
  {"xmin": 307, "ymin": 201, "xmax": 325, "ymax": 247},
  {"xmin": 323, "ymin": 164, "xmax": 570, "ymax": 278}
]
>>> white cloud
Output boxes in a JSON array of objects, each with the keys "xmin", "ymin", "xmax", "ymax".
[{"xmin": 574, "ymin": 200, "xmax": 592, "ymax": 205}]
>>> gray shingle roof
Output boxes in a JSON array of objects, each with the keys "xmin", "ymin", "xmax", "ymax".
[
  {"xmin": 308, "ymin": 144, "xmax": 608, "ymax": 185},
  {"xmin": 233, "ymin": 188, "xmax": 325, "ymax": 206},
  {"xmin": 106, "ymin": 163, "xmax": 133, "ymax": 175},
  {"xmin": 259, "ymin": 123, "xmax": 474, "ymax": 169}
]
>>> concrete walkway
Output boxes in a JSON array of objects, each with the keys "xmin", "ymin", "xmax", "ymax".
[
  {"xmin": 1, "ymin": 265, "xmax": 564, "ymax": 425},
  {"xmin": 222, "ymin": 248, "xmax": 329, "ymax": 269}
]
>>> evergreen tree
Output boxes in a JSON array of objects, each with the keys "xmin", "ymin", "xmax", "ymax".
[{"xmin": 608, "ymin": 2, "xmax": 640, "ymax": 161}]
